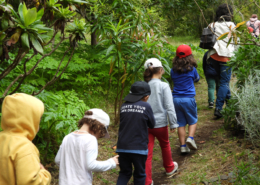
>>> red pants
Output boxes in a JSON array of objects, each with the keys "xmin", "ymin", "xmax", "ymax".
[{"xmin": 145, "ymin": 126, "xmax": 175, "ymax": 185}]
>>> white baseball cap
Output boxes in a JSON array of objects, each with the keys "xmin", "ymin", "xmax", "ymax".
[
  {"xmin": 144, "ymin": 58, "xmax": 163, "ymax": 70},
  {"xmin": 84, "ymin": 108, "xmax": 110, "ymax": 138}
]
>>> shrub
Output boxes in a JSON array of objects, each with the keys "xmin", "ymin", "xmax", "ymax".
[
  {"xmin": 230, "ymin": 74, "xmax": 260, "ymax": 143},
  {"xmin": 223, "ymin": 44, "xmax": 260, "ymax": 135}
]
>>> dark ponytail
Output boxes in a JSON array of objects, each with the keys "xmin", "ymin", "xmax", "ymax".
[{"xmin": 143, "ymin": 66, "xmax": 163, "ymax": 82}]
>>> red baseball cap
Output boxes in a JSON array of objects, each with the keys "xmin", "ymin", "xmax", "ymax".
[{"xmin": 176, "ymin": 45, "xmax": 192, "ymax": 58}]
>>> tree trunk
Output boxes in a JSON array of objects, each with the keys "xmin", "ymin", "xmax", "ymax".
[{"xmin": 91, "ymin": 30, "xmax": 97, "ymax": 46}]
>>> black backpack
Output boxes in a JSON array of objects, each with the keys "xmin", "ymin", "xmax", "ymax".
[
  {"xmin": 199, "ymin": 23, "xmax": 216, "ymax": 49},
  {"xmin": 247, "ymin": 20, "xmax": 259, "ymax": 33}
]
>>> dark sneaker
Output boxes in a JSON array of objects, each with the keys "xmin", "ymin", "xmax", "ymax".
[
  {"xmin": 214, "ymin": 108, "xmax": 223, "ymax": 118},
  {"xmin": 209, "ymin": 102, "xmax": 214, "ymax": 109}
]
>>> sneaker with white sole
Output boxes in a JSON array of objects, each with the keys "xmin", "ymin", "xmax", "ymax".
[
  {"xmin": 166, "ymin": 162, "xmax": 178, "ymax": 176},
  {"xmin": 209, "ymin": 102, "xmax": 214, "ymax": 109},
  {"xmin": 180, "ymin": 146, "xmax": 190, "ymax": 153},
  {"xmin": 186, "ymin": 137, "xmax": 197, "ymax": 150}
]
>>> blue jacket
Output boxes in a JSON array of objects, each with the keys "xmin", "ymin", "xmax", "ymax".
[
  {"xmin": 116, "ymin": 101, "xmax": 155, "ymax": 152},
  {"xmin": 170, "ymin": 67, "xmax": 200, "ymax": 98},
  {"xmin": 203, "ymin": 51, "xmax": 218, "ymax": 77}
]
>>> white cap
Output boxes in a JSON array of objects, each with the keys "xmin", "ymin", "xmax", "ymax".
[
  {"xmin": 144, "ymin": 58, "xmax": 163, "ymax": 69},
  {"xmin": 84, "ymin": 108, "xmax": 110, "ymax": 138}
]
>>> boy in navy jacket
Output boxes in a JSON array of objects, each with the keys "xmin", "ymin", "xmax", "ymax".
[{"xmin": 116, "ymin": 81, "xmax": 155, "ymax": 185}]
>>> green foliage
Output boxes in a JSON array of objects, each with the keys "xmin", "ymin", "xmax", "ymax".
[
  {"xmin": 232, "ymin": 152, "xmax": 260, "ymax": 184},
  {"xmin": 66, "ymin": 18, "xmax": 87, "ymax": 47},
  {"xmin": 228, "ymin": 45, "xmax": 260, "ymax": 87},
  {"xmin": 11, "ymin": 3, "xmax": 51, "ymax": 53},
  {"xmin": 222, "ymin": 97, "xmax": 238, "ymax": 128},
  {"xmin": 229, "ymin": 74, "xmax": 260, "ymax": 143},
  {"xmin": 223, "ymin": 43, "xmax": 260, "ymax": 135},
  {"xmin": 33, "ymin": 89, "xmax": 89, "ymax": 162},
  {"xmin": 57, "ymin": 6, "xmax": 76, "ymax": 19},
  {"xmin": 0, "ymin": 0, "xmax": 222, "ymax": 165},
  {"xmin": 151, "ymin": 0, "xmax": 260, "ymax": 37}
]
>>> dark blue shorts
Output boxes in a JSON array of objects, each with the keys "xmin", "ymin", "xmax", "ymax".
[{"xmin": 173, "ymin": 98, "xmax": 198, "ymax": 127}]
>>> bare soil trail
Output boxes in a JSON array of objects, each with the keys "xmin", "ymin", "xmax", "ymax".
[
  {"xmin": 137, "ymin": 80, "xmax": 225, "ymax": 185},
  {"xmin": 50, "ymin": 79, "xmax": 247, "ymax": 185}
]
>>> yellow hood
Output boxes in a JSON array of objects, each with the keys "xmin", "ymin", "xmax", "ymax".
[{"xmin": 1, "ymin": 93, "xmax": 44, "ymax": 141}]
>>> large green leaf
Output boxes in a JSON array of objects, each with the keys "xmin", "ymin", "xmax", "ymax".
[
  {"xmin": 1, "ymin": 18, "xmax": 8, "ymax": 30},
  {"xmin": 24, "ymin": 8, "xmax": 37, "ymax": 27},
  {"xmin": 21, "ymin": 32, "xmax": 30, "ymax": 49},
  {"xmin": 36, "ymin": 8, "xmax": 44, "ymax": 21},
  {"xmin": 18, "ymin": 3, "xmax": 24, "ymax": 24},
  {"xmin": 0, "ymin": 32, "xmax": 6, "ymax": 42},
  {"xmin": 10, "ymin": 7, "xmax": 20, "ymax": 20},
  {"xmin": 106, "ymin": 44, "xmax": 116, "ymax": 56},
  {"xmin": 30, "ymin": 35, "xmax": 43, "ymax": 54},
  {"xmin": 22, "ymin": 2, "xmax": 27, "ymax": 19},
  {"xmin": 32, "ymin": 24, "xmax": 52, "ymax": 31}
]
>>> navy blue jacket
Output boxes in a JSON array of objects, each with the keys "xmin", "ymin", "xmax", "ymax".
[
  {"xmin": 117, "ymin": 100, "xmax": 155, "ymax": 151},
  {"xmin": 203, "ymin": 51, "xmax": 217, "ymax": 77}
]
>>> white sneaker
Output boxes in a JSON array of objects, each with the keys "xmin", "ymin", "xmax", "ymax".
[
  {"xmin": 166, "ymin": 162, "xmax": 178, "ymax": 176},
  {"xmin": 151, "ymin": 180, "xmax": 153, "ymax": 185},
  {"xmin": 186, "ymin": 137, "xmax": 197, "ymax": 150},
  {"xmin": 180, "ymin": 146, "xmax": 190, "ymax": 153}
]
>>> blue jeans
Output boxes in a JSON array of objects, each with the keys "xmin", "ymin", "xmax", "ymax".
[{"xmin": 210, "ymin": 58, "xmax": 231, "ymax": 110}]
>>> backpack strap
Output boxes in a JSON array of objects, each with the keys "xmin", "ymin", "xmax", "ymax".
[{"xmin": 209, "ymin": 22, "xmax": 215, "ymax": 32}]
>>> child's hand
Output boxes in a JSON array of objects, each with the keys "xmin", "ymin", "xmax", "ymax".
[
  {"xmin": 112, "ymin": 155, "xmax": 119, "ymax": 165},
  {"xmin": 170, "ymin": 128, "xmax": 176, "ymax": 133}
]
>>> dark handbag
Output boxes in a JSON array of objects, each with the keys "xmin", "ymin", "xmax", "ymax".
[{"xmin": 199, "ymin": 23, "xmax": 216, "ymax": 49}]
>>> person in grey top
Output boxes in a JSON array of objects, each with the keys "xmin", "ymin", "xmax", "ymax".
[{"xmin": 143, "ymin": 58, "xmax": 178, "ymax": 185}]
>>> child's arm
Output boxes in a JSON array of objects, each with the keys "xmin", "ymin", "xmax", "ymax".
[
  {"xmin": 202, "ymin": 52, "xmax": 207, "ymax": 74},
  {"xmin": 146, "ymin": 105, "xmax": 156, "ymax": 129},
  {"xmin": 54, "ymin": 147, "xmax": 61, "ymax": 167},
  {"xmin": 163, "ymin": 84, "xmax": 179, "ymax": 129},
  {"xmin": 85, "ymin": 139, "xmax": 117, "ymax": 172},
  {"xmin": 15, "ymin": 154, "xmax": 51, "ymax": 185},
  {"xmin": 193, "ymin": 68, "xmax": 200, "ymax": 83}
]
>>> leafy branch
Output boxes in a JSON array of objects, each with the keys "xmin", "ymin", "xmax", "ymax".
[
  {"xmin": 1, "ymin": 36, "xmax": 69, "ymax": 98},
  {"xmin": 32, "ymin": 46, "xmax": 75, "ymax": 96}
]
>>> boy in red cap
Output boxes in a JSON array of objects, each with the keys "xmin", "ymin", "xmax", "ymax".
[{"xmin": 170, "ymin": 45, "xmax": 200, "ymax": 153}]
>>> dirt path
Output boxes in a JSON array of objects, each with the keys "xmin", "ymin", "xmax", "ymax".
[
  {"xmin": 49, "ymin": 79, "xmax": 233, "ymax": 185},
  {"xmin": 132, "ymin": 79, "xmax": 226, "ymax": 185},
  {"xmin": 152, "ymin": 115, "xmax": 223, "ymax": 184}
]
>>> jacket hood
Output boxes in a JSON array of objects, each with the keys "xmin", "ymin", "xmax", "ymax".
[
  {"xmin": 1, "ymin": 93, "xmax": 44, "ymax": 141},
  {"xmin": 250, "ymin": 17, "xmax": 258, "ymax": 22}
]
